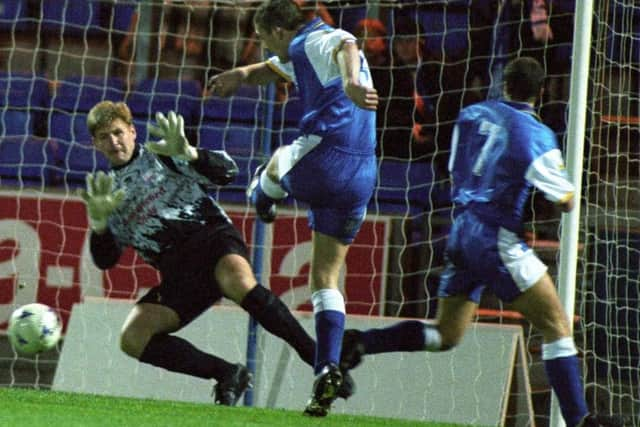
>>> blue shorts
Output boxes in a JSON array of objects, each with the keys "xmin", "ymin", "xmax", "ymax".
[
  {"xmin": 438, "ymin": 210, "xmax": 547, "ymax": 303},
  {"xmin": 280, "ymin": 135, "xmax": 376, "ymax": 244}
]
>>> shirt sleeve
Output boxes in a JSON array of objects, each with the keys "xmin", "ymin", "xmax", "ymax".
[
  {"xmin": 326, "ymin": 29, "xmax": 357, "ymax": 63},
  {"xmin": 90, "ymin": 229, "xmax": 122, "ymax": 270},
  {"xmin": 171, "ymin": 149, "xmax": 239, "ymax": 186},
  {"xmin": 266, "ymin": 56, "xmax": 296, "ymax": 84},
  {"xmin": 525, "ymin": 148, "xmax": 575, "ymax": 203}
]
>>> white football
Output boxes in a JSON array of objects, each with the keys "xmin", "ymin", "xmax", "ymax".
[{"xmin": 7, "ymin": 303, "xmax": 62, "ymax": 355}]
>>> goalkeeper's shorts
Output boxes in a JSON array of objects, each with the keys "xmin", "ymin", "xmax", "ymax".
[{"xmin": 137, "ymin": 222, "xmax": 249, "ymax": 326}]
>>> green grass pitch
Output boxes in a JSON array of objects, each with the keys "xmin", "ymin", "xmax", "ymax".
[{"xmin": 0, "ymin": 387, "xmax": 472, "ymax": 427}]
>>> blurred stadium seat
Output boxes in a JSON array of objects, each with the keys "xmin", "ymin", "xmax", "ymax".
[
  {"xmin": 0, "ymin": 72, "xmax": 49, "ymax": 137},
  {"xmin": 0, "ymin": 0, "xmax": 28, "ymax": 31},
  {"xmin": 198, "ymin": 123, "xmax": 259, "ymax": 155},
  {"xmin": 40, "ymin": 0, "xmax": 104, "ymax": 36},
  {"xmin": 417, "ymin": 9, "xmax": 469, "ymax": 59},
  {"xmin": 49, "ymin": 76, "xmax": 125, "ymax": 148},
  {"xmin": 110, "ymin": 2, "xmax": 137, "ymax": 34},
  {"xmin": 200, "ymin": 85, "xmax": 264, "ymax": 202},
  {"xmin": 0, "ymin": 136, "xmax": 57, "ymax": 186},
  {"xmin": 128, "ymin": 78, "xmax": 202, "ymax": 143},
  {"xmin": 128, "ymin": 78, "xmax": 202, "ymax": 120},
  {"xmin": 50, "ymin": 112, "xmax": 92, "ymax": 146},
  {"xmin": 373, "ymin": 159, "xmax": 438, "ymax": 215},
  {"xmin": 51, "ymin": 76, "xmax": 126, "ymax": 111},
  {"xmin": 54, "ymin": 138, "xmax": 110, "ymax": 186},
  {"xmin": 333, "ymin": 5, "xmax": 367, "ymax": 33},
  {"xmin": 202, "ymin": 85, "xmax": 262, "ymax": 123}
]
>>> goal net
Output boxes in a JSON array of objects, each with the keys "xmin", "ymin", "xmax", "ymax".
[
  {"xmin": 0, "ymin": 0, "xmax": 637, "ymax": 425},
  {"xmin": 580, "ymin": 0, "xmax": 639, "ymax": 421}
]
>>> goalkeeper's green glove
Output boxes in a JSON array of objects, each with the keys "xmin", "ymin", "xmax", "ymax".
[
  {"xmin": 146, "ymin": 111, "xmax": 198, "ymax": 162},
  {"xmin": 79, "ymin": 171, "xmax": 125, "ymax": 234}
]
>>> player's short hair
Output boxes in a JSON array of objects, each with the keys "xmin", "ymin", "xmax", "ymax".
[
  {"xmin": 254, "ymin": 0, "xmax": 305, "ymax": 34},
  {"xmin": 87, "ymin": 101, "xmax": 134, "ymax": 137},
  {"xmin": 503, "ymin": 57, "xmax": 545, "ymax": 102}
]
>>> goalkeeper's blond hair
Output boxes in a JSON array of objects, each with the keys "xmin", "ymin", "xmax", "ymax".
[{"xmin": 87, "ymin": 101, "xmax": 134, "ymax": 137}]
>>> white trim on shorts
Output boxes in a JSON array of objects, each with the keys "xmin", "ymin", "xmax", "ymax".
[
  {"xmin": 277, "ymin": 134, "xmax": 323, "ymax": 178},
  {"xmin": 497, "ymin": 227, "xmax": 548, "ymax": 293}
]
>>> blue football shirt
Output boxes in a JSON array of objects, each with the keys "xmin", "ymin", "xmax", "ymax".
[
  {"xmin": 448, "ymin": 100, "xmax": 574, "ymax": 231},
  {"xmin": 266, "ymin": 18, "xmax": 376, "ymax": 154}
]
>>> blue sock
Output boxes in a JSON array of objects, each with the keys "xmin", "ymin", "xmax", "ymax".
[
  {"xmin": 311, "ymin": 289, "xmax": 346, "ymax": 374},
  {"xmin": 360, "ymin": 320, "xmax": 428, "ymax": 353},
  {"xmin": 543, "ymin": 339, "xmax": 589, "ymax": 427},
  {"xmin": 314, "ymin": 310, "xmax": 345, "ymax": 374}
]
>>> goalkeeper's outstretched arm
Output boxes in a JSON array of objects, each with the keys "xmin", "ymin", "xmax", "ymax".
[
  {"xmin": 188, "ymin": 149, "xmax": 239, "ymax": 186},
  {"xmin": 90, "ymin": 229, "xmax": 122, "ymax": 270},
  {"xmin": 145, "ymin": 110, "xmax": 239, "ymax": 186}
]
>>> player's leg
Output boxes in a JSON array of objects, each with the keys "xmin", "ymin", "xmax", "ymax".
[
  {"xmin": 508, "ymin": 273, "xmax": 590, "ymax": 427},
  {"xmin": 304, "ymin": 230, "xmax": 349, "ymax": 416},
  {"xmin": 287, "ymin": 147, "xmax": 375, "ymax": 415},
  {"xmin": 309, "ymin": 231, "xmax": 349, "ymax": 371},
  {"xmin": 248, "ymin": 148, "xmax": 287, "ymax": 223},
  {"xmin": 342, "ymin": 216, "xmax": 482, "ymax": 369},
  {"xmin": 249, "ymin": 135, "xmax": 327, "ymax": 223},
  {"xmin": 215, "ymin": 252, "xmax": 315, "ymax": 368},
  {"xmin": 340, "ymin": 295, "xmax": 477, "ymax": 370},
  {"xmin": 120, "ymin": 297, "xmax": 249, "ymax": 405},
  {"xmin": 120, "ymin": 300, "xmax": 181, "ymax": 359},
  {"xmin": 214, "ymin": 225, "xmax": 355, "ymax": 400}
]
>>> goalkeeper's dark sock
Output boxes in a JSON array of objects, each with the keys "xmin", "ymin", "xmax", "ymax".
[
  {"xmin": 360, "ymin": 320, "xmax": 439, "ymax": 354},
  {"xmin": 240, "ymin": 284, "xmax": 316, "ymax": 367},
  {"xmin": 542, "ymin": 337, "xmax": 588, "ymax": 427},
  {"xmin": 311, "ymin": 289, "xmax": 345, "ymax": 374},
  {"xmin": 139, "ymin": 334, "xmax": 233, "ymax": 381}
]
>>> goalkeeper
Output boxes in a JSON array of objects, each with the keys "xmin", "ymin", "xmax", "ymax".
[
  {"xmin": 208, "ymin": 0, "xmax": 378, "ymax": 417},
  {"xmin": 81, "ymin": 101, "xmax": 352, "ymax": 406}
]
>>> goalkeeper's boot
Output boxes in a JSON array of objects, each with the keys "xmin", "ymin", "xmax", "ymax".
[
  {"xmin": 213, "ymin": 363, "xmax": 253, "ymax": 406},
  {"xmin": 340, "ymin": 329, "xmax": 366, "ymax": 371},
  {"xmin": 303, "ymin": 363, "xmax": 343, "ymax": 417},
  {"xmin": 336, "ymin": 369, "xmax": 355, "ymax": 400},
  {"xmin": 579, "ymin": 413, "xmax": 628, "ymax": 427},
  {"xmin": 247, "ymin": 163, "xmax": 277, "ymax": 223}
]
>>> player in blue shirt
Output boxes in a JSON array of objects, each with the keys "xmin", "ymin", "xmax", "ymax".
[
  {"xmin": 337, "ymin": 57, "xmax": 623, "ymax": 427},
  {"xmin": 208, "ymin": 0, "xmax": 378, "ymax": 416}
]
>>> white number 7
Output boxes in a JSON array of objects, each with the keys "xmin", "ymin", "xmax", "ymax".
[{"xmin": 472, "ymin": 120, "xmax": 501, "ymax": 176}]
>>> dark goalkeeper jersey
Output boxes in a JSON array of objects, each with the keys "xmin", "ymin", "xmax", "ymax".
[{"xmin": 89, "ymin": 144, "xmax": 239, "ymax": 269}]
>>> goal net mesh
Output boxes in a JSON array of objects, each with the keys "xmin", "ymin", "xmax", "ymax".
[{"xmin": 0, "ymin": 0, "xmax": 638, "ymax": 424}]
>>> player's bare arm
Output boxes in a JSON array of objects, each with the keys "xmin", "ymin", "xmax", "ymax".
[
  {"xmin": 336, "ymin": 40, "xmax": 378, "ymax": 111},
  {"xmin": 207, "ymin": 62, "xmax": 281, "ymax": 97}
]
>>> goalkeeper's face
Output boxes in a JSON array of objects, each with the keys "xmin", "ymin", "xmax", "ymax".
[{"xmin": 92, "ymin": 118, "xmax": 137, "ymax": 166}]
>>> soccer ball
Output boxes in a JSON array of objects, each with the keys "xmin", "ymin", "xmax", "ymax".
[{"xmin": 7, "ymin": 303, "xmax": 62, "ymax": 355}]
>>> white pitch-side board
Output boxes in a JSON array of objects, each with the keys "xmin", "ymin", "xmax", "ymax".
[{"xmin": 53, "ymin": 298, "xmax": 534, "ymax": 426}]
